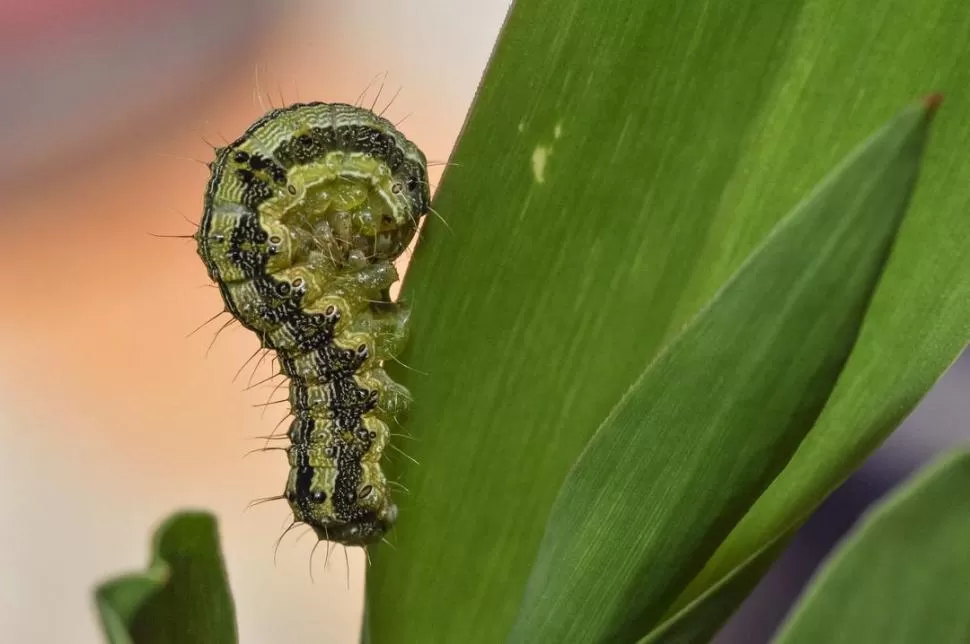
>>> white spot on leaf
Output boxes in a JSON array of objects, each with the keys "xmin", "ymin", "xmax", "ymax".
[{"xmin": 532, "ymin": 145, "xmax": 550, "ymax": 183}]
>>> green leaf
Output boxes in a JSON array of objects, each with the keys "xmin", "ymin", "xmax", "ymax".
[
  {"xmin": 637, "ymin": 535, "xmax": 789, "ymax": 644},
  {"xmin": 669, "ymin": 0, "xmax": 970, "ymax": 628},
  {"xmin": 773, "ymin": 449, "xmax": 970, "ymax": 644},
  {"xmin": 506, "ymin": 98, "xmax": 937, "ymax": 643},
  {"xmin": 367, "ymin": 3, "xmax": 818, "ymax": 641},
  {"xmin": 365, "ymin": 1, "xmax": 970, "ymax": 641},
  {"xmin": 94, "ymin": 511, "xmax": 237, "ymax": 644}
]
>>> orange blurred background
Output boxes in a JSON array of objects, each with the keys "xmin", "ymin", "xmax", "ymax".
[{"xmin": 0, "ymin": 2, "xmax": 509, "ymax": 642}]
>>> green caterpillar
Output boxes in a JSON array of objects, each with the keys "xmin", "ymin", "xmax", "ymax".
[{"xmin": 195, "ymin": 102, "xmax": 429, "ymax": 546}]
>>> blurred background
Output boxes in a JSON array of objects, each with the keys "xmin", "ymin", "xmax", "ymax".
[{"xmin": 0, "ymin": 1, "xmax": 965, "ymax": 642}]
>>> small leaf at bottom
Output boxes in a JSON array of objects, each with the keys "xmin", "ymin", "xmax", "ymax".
[{"xmin": 94, "ymin": 511, "xmax": 237, "ymax": 644}]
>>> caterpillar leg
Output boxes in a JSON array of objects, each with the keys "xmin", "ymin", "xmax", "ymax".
[
  {"xmin": 369, "ymin": 369, "xmax": 412, "ymax": 418},
  {"xmin": 365, "ymin": 304, "xmax": 410, "ymax": 360}
]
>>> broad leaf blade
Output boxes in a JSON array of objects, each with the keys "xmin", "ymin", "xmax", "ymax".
[
  {"xmin": 366, "ymin": 2, "xmax": 811, "ymax": 641},
  {"xmin": 672, "ymin": 0, "xmax": 970, "ymax": 627},
  {"xmin": 366, "ymin": 1, "xmax": 970, "ymax": 642},
  {"xmin": 773, "ymin": 449, "xmax": 970, "ymax": 644},
  {"xmin": 94, "ymin": 511, "xmax": 237, "ymax": 644},
  {"xmin": 508, "ymin": 99, "xmax": 938, "ymax": 643}
]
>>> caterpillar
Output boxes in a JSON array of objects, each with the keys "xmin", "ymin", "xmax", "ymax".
[{"xmin": 194, "ymin": 102, "xmax": 430, "ymax": 546}]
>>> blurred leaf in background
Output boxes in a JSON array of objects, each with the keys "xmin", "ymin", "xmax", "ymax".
[
  {"xmin": 366, "ymin": 0, "xmax": 970, "ymax": 642},
  {"xmin": 774, "ymin": 449, "xmax": 970, "ymax": 644},
  {"xmin": 95, "ymin": 511, "xmax": 236, "ymax": 644}
]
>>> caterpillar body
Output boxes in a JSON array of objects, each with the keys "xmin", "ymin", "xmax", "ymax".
[{"xmin": 195, "ymin": 102, "xmax": 430, "ymax": 546}]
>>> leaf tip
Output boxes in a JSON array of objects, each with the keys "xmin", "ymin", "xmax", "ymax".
[{"xmin": 923, "ymin": 92, "xmax": 944, "ymax": 116}]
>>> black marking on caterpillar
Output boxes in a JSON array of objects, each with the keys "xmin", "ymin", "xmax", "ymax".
[{"xmin": 195, "ymin": 102, "xmax": 429, "ymax": 547}]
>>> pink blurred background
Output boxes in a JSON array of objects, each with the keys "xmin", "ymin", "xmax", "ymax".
[
  {"xmin": 0, "ymin": 1, "xmax": 509, "ymax": 642},
  {"xmin": 1, "ymin": 2, "xmax": 968, "ymax": 643}
]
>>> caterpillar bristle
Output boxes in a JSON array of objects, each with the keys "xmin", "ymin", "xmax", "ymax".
[
  {"xmin": 186, "ymin": 309, "xmax": 228, "ymax": 339},
  {"xmin": 251, "ymin": 398, "xmax": 289, "ymax": 409},
  {"xmin": 260, "ymin": 379, "xmax": 289, "ymax": 418},
  {"xmin": 204, "ymin": 317, "xmax": 237, "ymax": 357},
  {"xmin": 274, "ymin": 521, "xmax": 301, "ymax": 565},
  {"xmin": 250, "ymin": 433, "xmax": 289, "ymax": 442},
  {"xmin": 243, "ymin": 446, "xmax": 287, "ymax": 459},
  {"xmin": 308, "ymin": 539, "xmax": 321, "ymax": 583},
  {"xmin": 247, "ymin": 349, "xmax": 274, "ymax": 388},
  {"xmin": 389, "ymin": 442, "xmax": 420, "ymax": 467},
  {"xmin": 245, "ymin": 494, "xmax": 285, "ymax": 511},
  {"xmin": 148, "ymin": 231, "xmax": 196, "ymax": 240},
  {"xmin": 232, "ymin": 347, "xmax": 264, "ymax": 383}
]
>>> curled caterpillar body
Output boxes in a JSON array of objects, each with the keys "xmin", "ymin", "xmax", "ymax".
[{"xmin": 195, "ymin": 102, "xmax": 430, "ymax": 546}]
